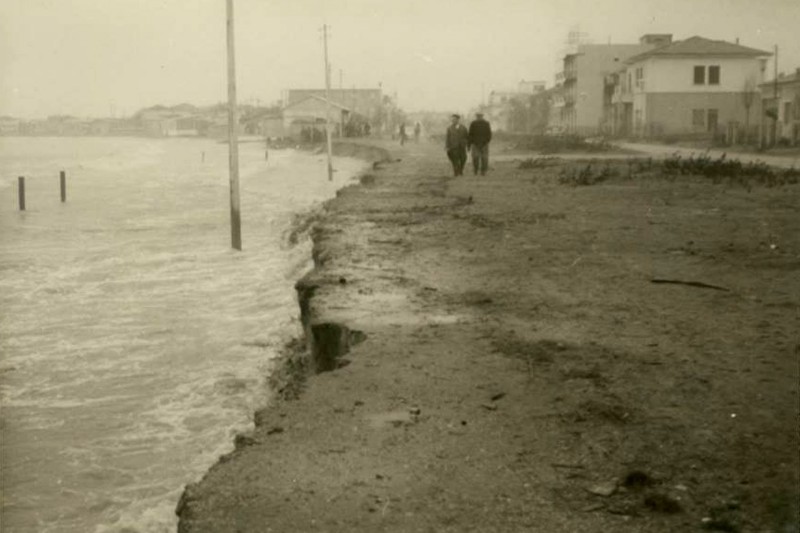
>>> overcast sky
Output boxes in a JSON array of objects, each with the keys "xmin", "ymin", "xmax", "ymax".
[{"xmin": 1, "ymin": 0, "xmax": 799, "ymax": 119}]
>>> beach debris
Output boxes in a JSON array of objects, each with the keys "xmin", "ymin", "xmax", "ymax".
[
  {"xmin": 480, "ymin": 403, "xmax": 498, "ymax": 411},
  {"xmin": 650, "ymin": 278, "xmax": 731, "ymax": 292},
  {"xmin": 266, "ymin": 426, "xmax": 284, "ymax": 435},
  {"xmin": 490, "ymin": 392, "xmax": 507, "ymax": 402},
  {"xmin": 586, "ymin": 481, "xmax": 618, "ymax": 497},
  {"xmin": 339, "ymin": 276, "xmax": 347, "ymax": 284}
]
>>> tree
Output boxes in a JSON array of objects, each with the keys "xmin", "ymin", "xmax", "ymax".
[{"xmin": 742, "ymin": 75, "xmax": 757, "ymax": 144}]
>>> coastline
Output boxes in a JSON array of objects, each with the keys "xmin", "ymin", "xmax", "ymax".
[{"xmin": 176, "ymin": 140, "xmax": 799, "ymax": 532}]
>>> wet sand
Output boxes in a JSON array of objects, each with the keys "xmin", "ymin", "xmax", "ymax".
[{"xmin": 177, "ymin": 139, "xmax": 799, "ymax": 532}]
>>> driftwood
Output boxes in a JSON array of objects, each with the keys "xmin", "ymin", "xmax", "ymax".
[{"xmin": 650, "ymin": 278, "xmax": 730, "ymax": 292}]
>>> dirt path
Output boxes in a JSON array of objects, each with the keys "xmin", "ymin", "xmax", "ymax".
[{"xmin": 177, "ymin": 140, "xmax": 799, "ymax": 533}]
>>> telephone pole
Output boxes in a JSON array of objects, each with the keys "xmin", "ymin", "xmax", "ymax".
[
  {"xmin": 773, "ymin": 45, "xmax": 779, "ymax": 146},
  {"xmin": 322, "ymin": 24, "xmax": 334, "ymax": 181},
  {"xmin": 225, "ymin": 0, "xmax": 242, "ymax": 250}
]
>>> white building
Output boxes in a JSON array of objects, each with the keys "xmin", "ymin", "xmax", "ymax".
[{"xmin": 611, "ymin": 36, "xmax": 771, "ymax": 138}]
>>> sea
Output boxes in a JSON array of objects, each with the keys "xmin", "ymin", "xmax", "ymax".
[{"xmin": 0, "ymin": 136, "xmax": 368, "ymax": 533}]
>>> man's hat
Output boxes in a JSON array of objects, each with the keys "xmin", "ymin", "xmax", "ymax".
[
  {"xmin": 451, "ymin": 113, "xmax": 460, "ymax": 119},
  {"xmin": 476, "ymin": 112, "xmax": 484, "ymax": 117}
]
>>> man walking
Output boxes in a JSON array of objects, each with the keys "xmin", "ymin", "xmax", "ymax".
[
  {"xmin": 445, "ymin": 114, "xmax": 469, "ymax": 176},
  {"xmin": 468, "ymin": 112, "xmax": 492, "ymax": 176}
]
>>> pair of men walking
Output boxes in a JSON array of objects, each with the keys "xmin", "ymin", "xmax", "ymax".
[{"xmin": 445, "ymin": 112, "xmax": 492, "ymax": 177}]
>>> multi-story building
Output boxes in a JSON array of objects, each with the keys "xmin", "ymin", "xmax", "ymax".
[
  {"xmin": 609, "ymin": 36, "xmax": 771, "ymax": 139},
  {"xmin": 552, "ymin": 35, "xmax": 668, "ymax": 135}
]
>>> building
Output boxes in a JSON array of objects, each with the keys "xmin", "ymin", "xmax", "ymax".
[
  {"xmin": 283, "ymin": 88, "xmax": 381, "ymax": 124},
  {"xmin": 553, "ymin": 36, "xmax": 666, "ymax": 135},
  {"xmin": 485, "ymin": 80, "xmax": 546, "ymax": 132},
  {"xmin": 610, "ymin": 36, "xmax": 771, "ymax": 140},
  {"xmin": 282, "ymin": 95, "xmax": 351, "ymax": 140},
  {"xmin": 133, "ymin": 104, "xmax": 200, "ymax": 137},
  {"xmin": 0, "ymin": 116, "xmax": 21, "ymax": 135},
  {"xmin": 760, "ymin": 68, "xmax": 800, "ymax": 146}
]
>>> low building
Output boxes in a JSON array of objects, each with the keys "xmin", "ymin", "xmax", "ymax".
[
  {"xmin": 284, "ymin": 88, "xmax": 381, "ymax": 125},
  {"xmin": 485, "ymin": 80, "xmax": 546, "ymax": 132},
  {"xmin": 0, "ymin": 116, "xmax": 21, "ymax": 135},
  {"xmin": 282, "ymin": 95, "xmax": 350, "ymax": 140},
  {"xmin": 760, "ymin": 68, "xmax": 800, "ymax": 146}
]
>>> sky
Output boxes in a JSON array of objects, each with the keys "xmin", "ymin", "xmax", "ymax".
[{"xmin": 1, "ymin": 0, "xmax": 799, "ymax": 119}]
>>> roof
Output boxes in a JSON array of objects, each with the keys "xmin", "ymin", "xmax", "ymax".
[
  {"xmin": 284, "ymin": 95, "xmax": 351, "ymax": 112},
  {"xmin": 760, "ymin": 70, "xmax": 800, "ymax": 88},
  {"xmin": 626, "ymin": 36, "xmax": 771, "ymax": 63}
]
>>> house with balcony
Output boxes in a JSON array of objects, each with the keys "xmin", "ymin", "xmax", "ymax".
[
  {"xmin": 610, "ymin": 36, "xmax": 771, "ymax": 140},
  {"xmin": 552, "ymin": 35, "xmax": 667, "ymax": 136},
  {"xmin": 760, "ymin": 68, "xmax": 800, "ymax": 146}
]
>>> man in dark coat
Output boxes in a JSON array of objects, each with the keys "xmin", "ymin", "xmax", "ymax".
[
  {"xmin": 468, "ymin": 112, "xmax": 492, "ymax": 175},
  {"xmin": 445, "ymin": 114, "xmax": 469, "ymax": 176}
]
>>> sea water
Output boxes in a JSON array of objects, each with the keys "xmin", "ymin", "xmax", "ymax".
[{"xmin": 0, "ymin": 136, "xmax": 367, "ymax": 532}]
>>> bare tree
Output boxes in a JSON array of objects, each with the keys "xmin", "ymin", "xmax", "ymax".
[{"xmin": 742, "ymin": 75, "xmax": 757, "ymax": 144}]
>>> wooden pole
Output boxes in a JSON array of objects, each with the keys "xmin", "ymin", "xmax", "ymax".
[
  {"xmin": 773, "ymin": 45, "xmax": 779, "ymax": 146},
  {"xmin": 18, "ymin": 176, "xmax": 25, "ymax": 211},
  {"xmin": 226, "ymin": 0, "xmax": 242, "ymax": 250},
  {"xmin": 60, "ymin": 170, "xmax": 66, "ymax": 202},
  {"xmin": 323, "ymin": 24, "xmax": 334, "ymax": 181}
]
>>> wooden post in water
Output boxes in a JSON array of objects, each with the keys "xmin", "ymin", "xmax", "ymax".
[
  {"xmin": 60, "ymin": 171, "xmax": 66, "ymax": 202},
  {"xmin": 18, "ymin": 176, "xmax": 25, "ymax": 211},
  {"xmin": 226, "ymin": 0, "xmax": 242, "ymax": 250}
]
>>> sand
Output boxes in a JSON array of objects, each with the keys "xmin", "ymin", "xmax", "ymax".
[{"xmin": 176, "ymin": 139, "xmax": 799, "ymax": 533}]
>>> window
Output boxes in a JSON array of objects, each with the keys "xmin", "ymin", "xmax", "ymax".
[
  {"xmin": 635, "ymin": 67, "xmax": 644, "ymax": 89},
  {"xmin": 709, "ymin": 66, "xmax": 720, "ymax": 85},
  {"xmin": 692, "ymin": 109, "xmax": 705, "ymax": 127},
  {"xmin": 784, "ymin": 102, "xmax": 792, "ymax": 122},
  {"xmin": 694, "ymin": 66, "xmax": 705, "ymax": 84}
]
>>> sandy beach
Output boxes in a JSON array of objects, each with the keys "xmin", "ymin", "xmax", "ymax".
[{"xmin": 176, "ymin": 139, "xmax": 799, "ymax": 533}]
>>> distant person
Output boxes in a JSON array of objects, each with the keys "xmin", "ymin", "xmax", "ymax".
[
  {"xmin": 414, "ymin": 122, "xmax": 421, "ymax": 142},
  {"xmin": 445, "ymin": 114, "xmax": 469, "ymax": 176},
  {"xmin": 468, "ymin": 112, "xmax": 492, "ymax": 176},
  {"xmin": 399, "ymin": 123, "xmax": 408, "ymax": 145}
]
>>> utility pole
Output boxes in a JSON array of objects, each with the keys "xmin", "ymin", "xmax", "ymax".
[
  {"xmin": 322, "ymin": 24, "xmax": 334, "ymax": 181},
  {"xmin": 226, "ymin": 0, "xmax": 242, "ymax": 250},
  {"xmin": 773, "ymin": 44, "xmax": 779, "ymax": 146}
]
